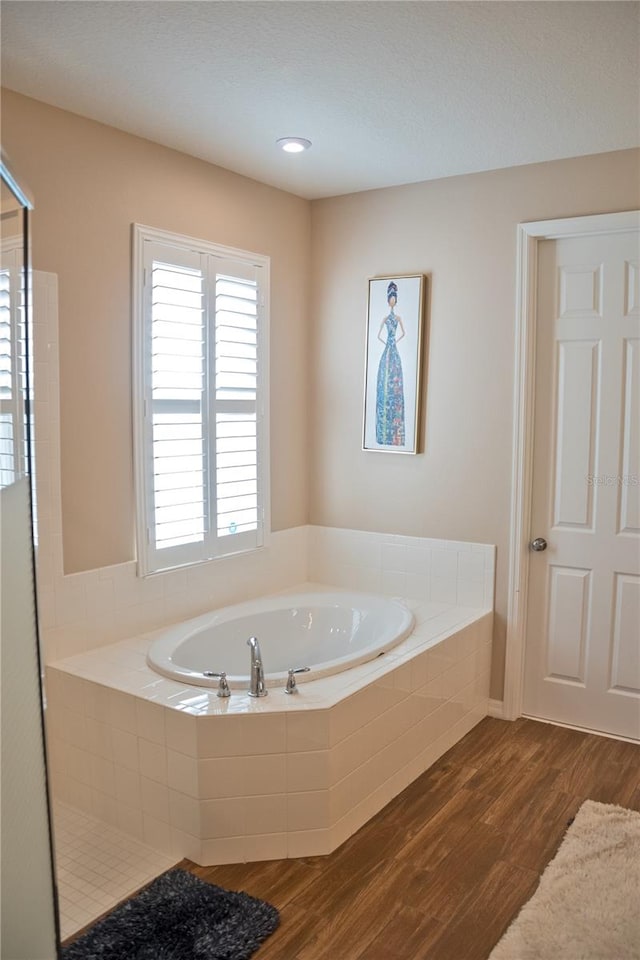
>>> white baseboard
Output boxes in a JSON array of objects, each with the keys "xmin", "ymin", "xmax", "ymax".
[{"xmin": 487, "ymin": 698, "xmax": 505, "ymax": 719}]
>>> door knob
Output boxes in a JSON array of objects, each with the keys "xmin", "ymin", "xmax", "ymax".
[{"xmin": 530, "ymin": 537, "xmax": 548, "ymax": 552}]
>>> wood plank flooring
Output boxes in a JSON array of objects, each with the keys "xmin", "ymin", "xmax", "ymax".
[{"xmin": 183, "ymin": 718, "xmax": 640, "ymax": 960}]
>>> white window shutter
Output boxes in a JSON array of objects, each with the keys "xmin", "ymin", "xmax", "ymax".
[
  {"xmin": 213, "ymin": 264, "xmax": 261, "ymax": 543},
  {"xmin": 133, "ymin": 226, "xmax": 269, "ymax": 575},
  {"xmin": 0, "ymin": 243, "xmax": 27, "ymax": 490}
]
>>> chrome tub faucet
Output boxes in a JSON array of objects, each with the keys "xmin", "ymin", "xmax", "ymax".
[{"xmin": 247, "ymin": 636, "xmax": 267, "ymax": 698}]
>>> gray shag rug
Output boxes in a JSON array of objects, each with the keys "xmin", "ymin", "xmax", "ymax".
[
  {"xmin": 62, "ymin": 868, "xmax": 280, "ymax": 960},
  {"xmin": 490, "ymin": 800, "xmax": 640, "ymax": 959}
]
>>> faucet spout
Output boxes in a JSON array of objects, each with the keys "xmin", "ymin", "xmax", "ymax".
[{"xmin": 247, "ymin": 636, "xmax": 267, "ymax": 698}]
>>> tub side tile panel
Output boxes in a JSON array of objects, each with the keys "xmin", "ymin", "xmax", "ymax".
[
  {"xmin": 108, "ymin": 690, "xmax": 138, "ymax": 734},
  {"xmin": 165, "ymin": 710, "xmax": 198, "ymax": 757},
  {"xmin": 328, "ymin": 686, "xmax": 381, "ymax": 746},
  {"xmin": 140, "ymin": 777, "xmax": 170, "ymax": 824},
  {"xmin": 59, "ymin": 706, "xmax": 91, "ymax": 752},
  {"xmin": 409, "ymin": 650, "xmax": 431, "ymax": 691},
  {"xmin": 135, "ymin": 700, "xmax": 166, "ymax": 745},
  {"xmin": 114, "ymin": 765, "xmax": 142, "ymax": 809},
  {"xmin": 83, "ymin": 682, "xmax": 111, "ymax": 724},
  {"xmin": 240, "ymin": 714, "xmax": 287, "ymax": 756},
  {"xmin": 391, "ymin": 661, "xmax": 413, "ymax": 693},
  {"xmin": 197, "ymin": 717, "xmax": 244, "ymax": 759},
  {"xmin": 286, "ymin": 710, "xmax": 330, "ymax": 752},
  {"xmin": 63, "ymin": 744, "xmax": 93, "ymax": 786},
  {"xmin": 199, "ymin": 797, "xmax": 246, "ymax": 839},
  {"xmin": 329, "ymin": 732, "xmax": 372, "ymax": 788},
  {"xmin": 169, "ymin": 789, "xmax": 202, "ymax": 835},
  {"xmin": 287, "ymin": 790, "xmax": 330, "ymax": 832},
  {"xmin": 245, "ymin": 795, "xmax": 287, "ymax": 836},
  {"xmin": 244, "ymin": 755, "xmax": 287, "ymax": 797},
  {"xmin": 199, "ymin": 837, "xmax": 246, "ymax": 866},
  {"xmin": 138, "ymin": 738, "xmax": 167, "ymax": 785},
  {"xmin": 170, "ymin": 828, "xmax": 203, "ymax": 864},
  {"xmin": 243, "ymin": 833, "xmax": 288, "ymax": 863},
  {"xmin": 286, "ymin": 751, "xmax": 331, "ymax": 793},
  {"xmin": 198, "ymin": 754, "xmax": 287, "ymax": 799},
  {"xmin": 330, "ymin": 730, "xmax": 414, "ymax": 825},
  {"xmin": 198, "ymin": 757, "xmax": 246, "ymax": 799},
  {"xmin": 90, "ymin": 755, "xmax": 116, "ymax": 798},
  {"xmin": 86, "ymin": 718, "xmax": 113, "ymax": 761},
  {"xmin": 111, "ymin": 728, "xmax": 139, "ymax": 773},
  {"xmin": 167, "ymin": 750, "xmax": 199, "ymax": 797},
  {"xmin": 287, "ymin": 828, "xmax": 332, "ymax": 859}
]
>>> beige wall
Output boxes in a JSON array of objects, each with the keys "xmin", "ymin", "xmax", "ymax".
[
  {"xmin": 309, "ymin": 149, "xmax": 640, "ymax": 698},
  {"xmin": 1, "ymin": 90, "xmax": 311, "ymax": 573}
]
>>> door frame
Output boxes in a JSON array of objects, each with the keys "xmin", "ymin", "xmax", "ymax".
[{"xmin": 504, "ymin": 210, "xmax": 640, "ymax": 721}]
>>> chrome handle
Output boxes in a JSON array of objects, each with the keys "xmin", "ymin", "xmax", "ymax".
[
  {"xmin": 285, "ymin": 666, "xmax": 310, "ymax": 695},
  {"xmin": 203, "ymin": 670, "xmax": 231, "ymax": 698},
  {"xmin": 530, "ymin": 537, "xmax": 548, "ymax": 552}
]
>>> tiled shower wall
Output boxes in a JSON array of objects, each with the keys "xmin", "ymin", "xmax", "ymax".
[{"xmin": 34, "ymin": 273, "xmax": 495, "ymax": 667}]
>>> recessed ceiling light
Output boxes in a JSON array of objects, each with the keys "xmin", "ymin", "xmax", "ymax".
[{"xmin": 276, "ymin": 137, "xmax": 312, "ymax": 154}]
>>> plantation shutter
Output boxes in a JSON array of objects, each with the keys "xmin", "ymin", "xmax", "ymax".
[
  {"xmin": 214, "ymin": 261, "xmax": 261, "ymax": 542},
  {"xmin": 144, "ymin": 242, "xmax": 209, "ymax": 570},
  {"xmin": 0, "ymin": 244, "xmax": 26, "ymax": 489},
  {"xmin": 136, "ymin": 230, "xmax": 267, "ymax": 575}
]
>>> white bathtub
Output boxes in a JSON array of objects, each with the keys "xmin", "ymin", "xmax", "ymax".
[{"xmin": 146, "ymin": 591, "xmax": 415, "ymax": 689}]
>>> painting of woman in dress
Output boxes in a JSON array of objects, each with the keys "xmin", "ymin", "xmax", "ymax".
[
  {"xmin": 375, "ymin": 280, "xmax": 406, "ymax": 445},
  {"xmin": 363, "ymin": 274, "xmax": 426, "ymax": 455}
]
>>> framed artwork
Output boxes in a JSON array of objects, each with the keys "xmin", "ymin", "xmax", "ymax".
[{"xmin": 362, "ymin": 274, "xmax": 426, "ymax": 454}]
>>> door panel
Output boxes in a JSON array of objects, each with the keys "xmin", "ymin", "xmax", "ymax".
[
  {"xmin": 524, "ymin": 227, "xmax": 640, "ymax": 740},
  {"xmin": 619, "ymin": 338, "xmax": 640, "ymax": 534},
  {"xmin": 625, "ymin": 260, "xmax": 639, "ymax": 317},
  {"xmin": 545, "ymin": 565, "xmax": 590, "ymax": 684},
  {"xmin": 553, "ymin": 339, "xmax": 599, "ymax": 528},
  {"xmin": 610, "ymin": 573, "xmax": 640, "ymax": 695}
]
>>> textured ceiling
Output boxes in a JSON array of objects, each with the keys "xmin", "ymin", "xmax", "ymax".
[{"xmin": 2, "ymin": 1, "xmax": 639, "ymax": 199}]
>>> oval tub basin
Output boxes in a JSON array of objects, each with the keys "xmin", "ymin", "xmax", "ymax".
[{"xmin": 146, "ymin": 591, "xmax": 415, "ymax": 688}]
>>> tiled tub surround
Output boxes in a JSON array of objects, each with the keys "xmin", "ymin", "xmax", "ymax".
[
  {"xmin": 46, "ymin": 593, "xmax": 492, "ymax": 865},
  {"xmin": 34, "ymin": 276, "xmax": 496, "ymax": 864}
]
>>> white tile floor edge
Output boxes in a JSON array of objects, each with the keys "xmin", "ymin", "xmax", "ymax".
[{"xmin": 53, "ymin": 801, "xmax": 176, "ymax": 941}]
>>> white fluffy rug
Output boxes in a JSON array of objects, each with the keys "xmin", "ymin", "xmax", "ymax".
[{"xmin": 490, "ymin": 800, "xmax": 640, "ymax": 960}]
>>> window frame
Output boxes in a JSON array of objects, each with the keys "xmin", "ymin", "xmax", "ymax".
[{"xmin": 132, "ymin": 223, "xmax": 270, "ymax": 577}]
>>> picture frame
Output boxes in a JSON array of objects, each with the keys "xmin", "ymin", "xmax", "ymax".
[{"xmin": 362, "ymin": 273, "xmax": 426, "ymax": 454}]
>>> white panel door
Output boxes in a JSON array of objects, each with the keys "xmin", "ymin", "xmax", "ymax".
[{"xmin": 523, "ymin": 227, "xmax": 640, "ymax": 740}]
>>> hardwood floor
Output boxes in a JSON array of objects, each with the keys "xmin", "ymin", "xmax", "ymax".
[{"xmin": 183, "ymin": 718, "xmax": 640, "ymax": 960}]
